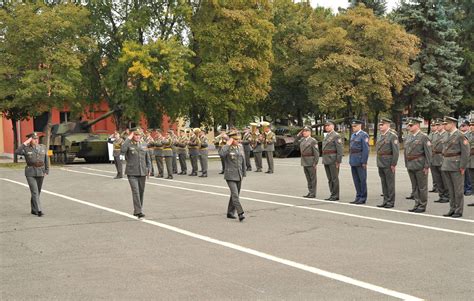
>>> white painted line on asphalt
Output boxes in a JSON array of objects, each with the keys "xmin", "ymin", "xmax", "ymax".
[
  {"xmin": 62, "ymin": 168, "xmax": 474, "ymax": 237},
  {"xmin": 80, "ymin": 166, "xmax": 474, "ymax": 224},
  {"xmin": 0, "ymin": 177, "xmax": 424, "ymax": 301}
]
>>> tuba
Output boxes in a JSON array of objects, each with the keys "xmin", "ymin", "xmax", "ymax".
[
  {"xmin": 250, "ymin": 122, "xmax": 258, "ymax": 149},
  {"xmin": 260, "ymin": 121, "xmax": 272, "ymax": 148}
]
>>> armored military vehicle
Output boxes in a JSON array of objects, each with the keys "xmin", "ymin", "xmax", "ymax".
[{"xmin": 46, "ymin": 110, "xmax": 116, "ymax": 164}]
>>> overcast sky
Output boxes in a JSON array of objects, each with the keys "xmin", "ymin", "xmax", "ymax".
[{"xmin": 309, "ymin": 0, "xmax": 400, "ymax": 13}]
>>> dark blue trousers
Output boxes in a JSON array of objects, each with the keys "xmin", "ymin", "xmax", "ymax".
[
  {"xmin": 465, "ymin": 169, "xmax": 472, "ymax": 194},
  {"xmin": 351, "ymin": 166, "xmax": 367, "ymax": 201}
]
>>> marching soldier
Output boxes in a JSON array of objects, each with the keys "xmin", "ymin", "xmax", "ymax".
[
  {"xmin": 242, "ymin": 127, "xmax": 252, "ymax": 171},
  {"xmin": 322, "ymin": 120, "xmax": 343, "ymax": 201},
  {"xmin": 441, "ymin": 117, "xmax": 470, "ymax": 218},
  {"xmin": 108, "ymin": 131, "xmax": 124, "ymax": 179},
  {"xmin": 199, "ymin": 129, "xmax": 209, "ymax": 177},
  {"xmin": 349, "ymin": 120, "xmax": 370, "ymax": 204},
  {"xmin": 375, "ymin": 118, "xmax": 399, "ymax": 208},
  {"xmin": 15, "ymin": 132, "xmax": 49, "ymax": 217},
  {"xmin": 121, "ymin": 128, "xmax": 152, "ymax": 218},
  {"xmin": 295, "ymin": 127, "xmax": 319, "ymax": 198},
  {"xmin": 169, "ymin": 129, "xmax": 179, "ymax": 174},
  {"xmin": 467, "ymin": 120, "xmax": 474, "ymax": 206},
  {"xmin": 431, "ymin": 119, "xmax": 450, "ymax": 203},
  {"xmin": 219, "ymin": 130, "xmax": 247, "ymax": 222},
  {"xmin": 188, "ymin": 128, "xmax": 201, "ymax": 176},
  {"xmin": 262, "ymin": 121, "xmax": 276, "ymax": 174},
  {"xmin": 144, "ymin": 130, "xmax": 155, "ymax": 176},
  {"xmin": 153, "ymin": 129, "xmax": 165, "ymax": 178},
  {"xmin": 214, "ymin": 129, "xmax": 228, "ymax": 174},
  {"xmin": 176, "ymin": 129, "xmax": 188, "ymax": 175},
  {"xmin": 405, "ymin": 117, "xmax": 432, "ymax": 213},
  {"xmin": 162, "ymin": 131, "xmax": 175, "ymax": 179},
  {"xmin": 251, "ymin": 124, "xmax": 263, "ymax": 172}
]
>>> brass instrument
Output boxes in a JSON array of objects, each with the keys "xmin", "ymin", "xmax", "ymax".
[
  {"xmin": 249, "ymin": 122, "xmax": 258, "ymax": 149},
  {"xmin": 260, "ymin": 121, "xmax": 273, "ymax": 148}
]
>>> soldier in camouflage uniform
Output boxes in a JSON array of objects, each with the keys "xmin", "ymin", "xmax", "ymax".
[
  {"xmin": 467, "ymin": 120, "xmax": 474, "ymax": 206},
  {"xmin": 15, "ymin": 132, "xmax": 49, "ymax": 216},
  {"xmin": 121, "ymin": 128, "xmax": 152, "ymax": 218},
  {"xmin": 188, "ymin": 128, "xmax": 201, "ymax": 176},
  {"xmin": 214, "ymin": 129, "xmax": 228, "ymax": 174},
  {"xmin": 176, "ymin": 129, "xmax": 188, "ymax": 175},
  {"xmin": 199, "ymin": 129, "xmax": 209, "ymax": 177},
  {"xmin": 169, "ymin": 129, "xmax": 179, "ymax": 174},
  {"xmin": 108, "ymin": 131, "xmax": 124, "ymax": 179},
  {"xmin": 321, "ymin": 120, "xmax": 343, "ymax": 201},
  {"xmin": 162, "ymin": 131, "xmax": 175, "ymax": 179},
  {"xmin": 242, "ymin": 127, "xmax": 252, "ymax": 171},
  {"xmin": 262, "ymin": 122, "xmax": 276, "ymax": 174},
  {"xmin": 252, "ymin": 125, "xmax": 263, "ymax": 172},
  {"xmin": 153, "ymin": 129, "xmax": 164, "ymax": 178},
  {"xmin": 441, "ymin": 117, "xmax": 470, "ymax": 218},
  {"xmin": 295, "ymin": 127, "xmax": 319, "ymax": 198},
  {"xmin": 404, "ymin": 118, "xmax": 432, "ymax": 213},
  {"xmin": 375, "ymin": 118, "xmax": 399, "ymax": 208},
  {"xmin": 144, "ymin": 130, "xmax": 155, "ymax": 177},
  {"xmin": 431, "ymin": 119, "xmax": 450, "ymax": 203}
]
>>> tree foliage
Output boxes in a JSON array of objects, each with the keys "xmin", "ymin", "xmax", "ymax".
[{"xmin": 348, "ymin": 0, "xmax": 387, "ymax": 16}]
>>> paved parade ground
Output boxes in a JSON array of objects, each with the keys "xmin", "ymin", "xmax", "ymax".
[{"xmin": 1, "ymin": 156, "xmax": 473, "ymax": 300}]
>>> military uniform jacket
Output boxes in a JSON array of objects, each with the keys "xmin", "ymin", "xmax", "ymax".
[
  {"xmin": 219, "ymin": 144, "xmax": 246, "ymax": 181},
  {"xmin": 404, "ymin": 131, "xmax": 432, "ymax": 170},
  {"xmin": 441, "ymin": 130, "xmax": 470, "ymax": 171},
  {"xmin": 214, "ymin": 134, "xmax": 227, "ymax": 151},
  {"xmin": 322, "ymin": 131, "xmax": 343, "ymax": 165},
  {"xmin": 242, "ymin": 132, "xmax": 252, "ymax": 151},
  {"xmin": 176, "ymin": 136, "xmax": 188, "ymax": 155},
  {"xmin": 153, "ymin": 137, "xmax": 164, "ymax": 156},
  {"xmin": 15, "ymin": 144, "xmax": 49, "ymax": 177},
  {"xmin": 376, "ymin": 130, "xmax": 399, "ymax": 168},
  {"xmin": 108, "ymin": 136, "xmax": 124, "ymax": 156},
  {"xmin": 253, "ymin": 136, "xmax": 263, "ymax": 153},
  {"xmin": 295, "ymin": 136, "xmax": 319, "ymax": 167},
  {"xmin": 188, "ymin": 135, "xmax": 200, "ymax": 156},
  {"xmin": 199, "ymin": 135, "xmax": 209, "ymax": 155},
  {"xmin": 349, "ymin": 130, "xmax": 369, "ymax": 167},
  {"xmin": 162, "ymin": 136, "xmax": 174, "ymax": 157},
  {"xmin": 263, "ymin": 131, "xmax": 276, "ymax": 152},
  {"xmin": 467, "ymin": 131, "xmax": 474, "ymax": 168},
  {"xmin": 121, "ymin": 139, "xmax": 151, "ymax": 176},
  {"xmin": 431, "ymin": 131, "xmax": 447, "ymax": 166}
]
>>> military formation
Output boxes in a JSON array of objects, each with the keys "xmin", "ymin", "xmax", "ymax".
[{"xmin": 16, "ymin": 117, "xmax": 474, "ymax": 220}]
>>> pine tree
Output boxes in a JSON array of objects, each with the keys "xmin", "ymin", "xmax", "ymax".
[
  {"xmin": 391, "ymin": 0, "xmax": 463, "ymax": 118},
  {"xmin": 348, "ymin": 0, "xmax": 387, "ymax": 16}
]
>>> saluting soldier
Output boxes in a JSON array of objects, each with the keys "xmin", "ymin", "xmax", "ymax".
[
  {"xmin": 295, "ymin": 126, "xmax": 319, "ymax": 198},
  {"xmin": 121, "ymin": 128, "xmax": 152, "ymax": 218},
  {"xmin": 214, "ymin": 129, "xmax": 228, "ymax": 174},
  {"xmin": 242, "ymin": 127, "xmax": 252, "ymax": 171},
  {"xmin": 262, "ymin": 122, "xmax": 276, "ymax": 174},
  {"xmin": 375, "ymin": 118, "xmax": 399, "ymax": 208},
  {"xmin": 198, "ymin": 129, "xmax": 209, "ymax": 177},
  {"xmin": 153, "ymin": 129, "xmax": 165, "ymax": 178},
  {"xmin": 188, "ymin": 128, "xmax": 201, "ymax": 176},
  {"xmin": 441, "ymin": 117, "xmax": 470, "ymax": 218},
  {"xmin": 404, "ymin": 117, "xmax": 432, "ymax": 213},
  {"xmin": 252, "ymin": 124, "xmax": 263, "ymax": 172},
  {"xmin": 349, "ymin": 120, "xmax": 370, "ymax": 204},
  {"xmin": 176, "ymin": 129, "xmax": 188, "ymax": 175},
  {"xmin": 219, "ymin": 130, "xmax": 247, "ymax": 222},
  {"xmin": 431, "ymin": 119, "xmax": 450, "ymax": 203},
  {"xmin": 108, "ymin": 131, "xmax": 124, "ymax": 179},
  {"xmin": 467, "ymin": 120, "xmax": 474, "ymax": 206},
  {"xmin": 322, "ymin": 120, "xmax": 343, "ymax": 201},
  {"xmin": 15, "ymin": 132, "xmax": 49, "ymax": 217},
  {"xmin": 162, "ymin": 130, "xmax": 175, "ymax": 179}
]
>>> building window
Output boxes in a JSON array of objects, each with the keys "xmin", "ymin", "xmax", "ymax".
[
  {"xmin": 60, "ymin": 111, "xmax": 71, "ymax": 123},
  {"xmin": 33, "ymin": 112, "xmax": 49, "ymax": 132}
]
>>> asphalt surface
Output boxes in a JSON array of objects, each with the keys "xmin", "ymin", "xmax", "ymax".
[{"xmin": 1, "ymin": 156, "xmax": 473, "ymax": 300}]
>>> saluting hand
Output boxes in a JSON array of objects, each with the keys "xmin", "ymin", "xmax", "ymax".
[
  {"xmin": 128, "ymin": 133, "xmax": 134, "ymax": 140},
  {"xmin": 23, "ymin": 137, "xmax": 32, "ymax": 145},
  {"xmin": 226, "ymin": 138, "xmax": 233, "ymax": 145}
]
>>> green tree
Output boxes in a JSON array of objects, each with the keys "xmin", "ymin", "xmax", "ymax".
[
  {"xmin": 305, "ymin": 5, "xmax": 419, "ymax": 134},
  {"xmin": 189, "ymin": 0, "xmax": 274, "ymax": 127},
  {"xmin": 348, "ymin": 0, "xmax": 387, "ymax": 16},
  {"xmin": 391, "ymin": 0, "xmax": 464, "ymax": 119},
  {"xmin": 0, "ymin": 2, "xmax": 95, "ymax": 161}
]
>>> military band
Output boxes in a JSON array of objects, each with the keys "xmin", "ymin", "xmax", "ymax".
[
  {"xmin": 153, "ymin": 129, "xmax": 165, "ymax": 178},
  {"xmin": 262, "ymin": 122, "xmax": 276, "ymax": 174},
  {"xmin": 162, "ymin": 130, "xmax": 175, "ymax": 179},
  {"xmin": 241, "ymin": 127, "xmax": 253, "ymax": 171},
  {"xmin": 176, "ymin": 129, "xmax": 188, "ymax": 175},
  {"xmin": 251, "ymin": 123, "xmax": 263, "ymax": 172},
  {"xmin": 188, "ymin": 128, "xmax": 201, "ymax": 176},
  {"xmin": 198, "ymin": 129, "xmax": 209, "ymax": 177}
]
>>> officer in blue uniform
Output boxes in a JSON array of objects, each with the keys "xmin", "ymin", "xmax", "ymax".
[{"xmin": 349, "ymin": 120, "xmax": 370, "ymax": 204}]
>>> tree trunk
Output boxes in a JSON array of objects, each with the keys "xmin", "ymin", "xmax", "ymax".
[
  {"xmin": 296, "ymin": 108, "xmax": 303, "ymax": 126},
  {"xmin": 12, "ymin": 118, "xmax": 18, "ymax": 163},
  {"xmin": 44, "ymin": 110, "xmax": 53, "ymax": 166},
  {"xmin": 227, "ymin": 109, "xmax": 236, "ymax": 128},
  {"xmin": 427, "ymin": 118, "xmax": 431, "ymax": 134}
]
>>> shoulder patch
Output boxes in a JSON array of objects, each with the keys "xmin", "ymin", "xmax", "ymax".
[{"xmin": 365, "ymin": 137, "xmax": 369, "ymax": 143}]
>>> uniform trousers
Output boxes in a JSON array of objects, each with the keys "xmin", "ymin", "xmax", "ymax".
[
  {"xmin": 265, "ymin": 151, "xmax": 274, "ymax": 172},
  {"xmin": 254, "ymin": 152, "xmax": 263, "ymax": 170},
  {"xmin": 199, "ymin": 154, "xmax": 208, "ymax": 174},
  {"xmin": 378, "ymin": 167, "xmax": 395, "ymax": 206},
  {"xmin": 431, "ymin": 165, "xmax": 449, "ymax": 201},
  {"xmin": 172, "ymin": 152, "xmax": 178, "ymax": 173},
  {"xmin": 303, "ymin": 165, "xmax": 317, "ymax": 197},
  {"xmin": 26, "ymin": 176, "xmax": 44, "ymax": 213},
  {"xmin": 178, "ymin": 153, "xmax": 187, "ymax": 173},
  {"xmin": 164, "ymin": 156, "xmax": 173, "ymax": 177},
  {"xmin": 324, "ymin": 164, "xmax": 339, "ymax": 199},
  {"xmin": 408, "ymin": 169, "xmax": 428, "ymax": 209},
  {"xmin": 244, "ymin": 147, "xmax": 251, "ymax": 170},
  {"xmin": 190, "ymin": 154, "xmax": 199, "ymax": 174},
  {"xmin": 220, "ymin": 156, "xmax": 225, "ymax": 172},
  {"xmin": 351, "ymin": 166, "xmax": 367, "ymax": 201},
  {"xmin": 148, "ymin": 152, "xmax": 155, "ymax": 175},
  {"xmin": 443, "ymin": 170, "xmax": 465, "ymax": 215},
  {"xmin": 113, "ymin": 154, "xmax": 123, "ymax": 177},
  {"xmin": 155, "ymin": 156, "xmax": 164, "ymax": 177},
  {"xmin": 127, "ymin": 175, "xmax": 146, "ymax": 215},
  {"xmin": 226, "ymin": 180, "xmax": 244, "ymax": 215}
]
